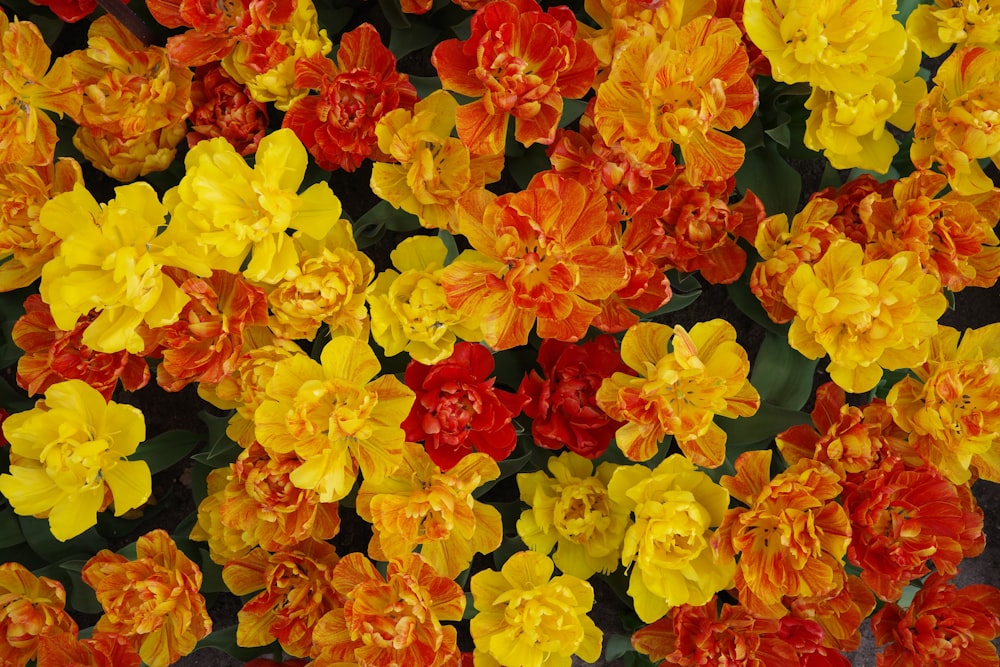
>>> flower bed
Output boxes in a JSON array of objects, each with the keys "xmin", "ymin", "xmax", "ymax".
[{"xmin": 1, "ymin": 0, "xmax": 999, "ymax": 665}]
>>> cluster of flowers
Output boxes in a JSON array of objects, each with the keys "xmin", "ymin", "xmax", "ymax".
[{"xmin": 0, "ymin": 0, "xmax": 999, "ymax": 665}]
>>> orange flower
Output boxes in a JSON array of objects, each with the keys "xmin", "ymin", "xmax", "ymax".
[
  {"xmin": 872, "ymin": 572, "xmax": 1000, "ymax": 666},
  {"xmin": 842, "ymin": 456, "xmax": 984, "ymax": 602},
  {"xmin": 310, "ymin": 553, "xmax": 466, "ymax": 667},
  {"xmin": 887, "ymin": 323, "xmax": 1000, "ymax": 484},
  {"xmin": 283, "ymin": 24, "xmax": 417, "ymax": 172},
  {"xmin": 859, "ymin": 170, "xmax": 1000, "ymax": 293},
  {"xmin": 0, "ymin": 14, "xmax": 81, "ymax": 166},
  {"xmin": 912, "ymin": 45, "xmax": 1000, "ymax": 195},
  {"xmin": 82, "ymin": 530, "xmax": 212, "ymax": 667},
  {"xmin": 220, "ymin": 442, "xmax": 341, "ymax": 554},
  {"xmin": 432, "ymin": 0, "xmax": 598, "ymax": 155},
  {"xmin": 36, "ymin": 630, "xmax": 140, "ymax": 667},
  {"xmin": 441, "ymin": 172, "xmax": 627, "ymax": 350},
  {"xmin": 223, "ymin": 540, "xmax": 342, "ymax": 657},
  {"xmin": 0, "ymin": 563, "xmax": 77, "ymax": 667},
  {"xmin": 155, "ymin": 270, "xmax": 269, "ymax": 392},
  {"xmin": 13, "ymin": 294, "xmax": 153, "ymax": 401},
  {"xmin": 0, "ymin": 159, "xmax": 82, "ymax": 292},
  {"xmin": 356, "ymin": 442, "xmax": 501, "ymax": 578},
  {"xmin": 63, "ymin": 16, "xmax": 192, "ymax": 181},
  {"xmin": 187, "ymin": 63, "xmax": 270, "ymax": 156},
  {"xmin": 635, "ymin": 174, "xmax": 765, "ymax": 284},
  {"xmin": 631, "ymin": 597, "xmax": 798, "ymax": 667},
  {"xmin": 593, "ymin": 17, "xmax": 757, "ymax": 184},
  {"xmin": 714, "ymin": 450, "xmax": 851, "ymax": 619},
  {"xmin": 596, "ymin": 320, "xmax": 759, "ymax": 466}
]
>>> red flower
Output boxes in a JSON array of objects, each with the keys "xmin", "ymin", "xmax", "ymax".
[
  {"xmin": 872, "ymin": 572, "xmax": 1000, "ymax": 666},
  {"xmin": 432, "ymin": 0, "xmax": 598, "ymax": 155},
  {"xmin": 187, "ymin": 63, "xmax": 269, "ymax": 156},
  {"xmin": 403, "ymin": 342, "xmax": 527, "ymax": 470},
  {"xmin": 13, "ymin": 294, "xmax": 152, "ymax": 401},
  {"xmin": 28, "ymin": 0, "xmax": 129, "ymax": 23},
  {"xmin": 842, "ymin": 456, "xmax": 985, "ymax": 602},
  {"xmin": 155, "ymin": 270, "xmax": 269, "ymax": 392},
  {"xmin": 37, "ymin": 630, "xmax": 140, "ymax": 667},
  {"xmin": 517, "ymin": 336, "xmax": 629, "ymax": 458},
  {"xmin": 283, "ymin": 24, "xmax": 417, "ymax": 172}
]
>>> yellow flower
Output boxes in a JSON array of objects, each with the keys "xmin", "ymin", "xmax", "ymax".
[
  {"xmin": 907, "ymin": 0, "xmax": 1000, "ymax": 57},
  {"xmin": 161, "ymin": 128, "xmax": 342, "ymax": 284},
  {"xmin": 803, "ymin": 66, "xmax": 926, "ymax": 172},
  {"xmin": 607, "ymin": 454, "xmax": 735, "ymax": 622},
  {"xmin": 368, "ymin": 235, "xmax": 483, "ymax": 365},
  {"xmin": 0, "ymin": 379, "xmax": 149, "ymax": 541},
  {"xmin": 887, "ymin": 324, "xmax": 1000, "ymax": 484},
  {"xmin": 516, "ymin": 451, "xmax": 630, "ymax": 580},
  {"xmin": 911, "ymin": 46, "xmax": 1000, "ymax": 195},
  {"xmin": 470, "ymin": 550, "xmax": 602, "ymax": 667},
  {"xmin": 356, "ymin": 441, "xmax": 501, "ymax": 578},
  {"xmin": 743, "ymin": 0, "xmax": 908, "ymax": 96},
  {"xmin": 0, "ymin": 562, "xmax": 77, "ymax": 667},
  {"xmin": 73, "ymin": 123, "xmax": 189, "ymax": 183},
  {"xmin": 189, "ymin": 468, "xmax": 254, "ymax": 565},
  {"xmin": 371, "ymin": 90, "xmax": 503, "ymax": 233},
  {"xmin": 222, "ymin": 0, "xmax": 331, "ymax": 110},
  {"xmin": 38, "ymin": 182, "xmax": 198, "ymax": 354},
  {"xmin": 784, "ymin": 239, "xmax": 948, "ymax": 393},
  {"xmin": 267, "ymin": 221, "xmax": 374, "ymax": 341},
  {"xmin": 0, "ymin": 158, "xmax": 83, "ymax": 292},
  {"xmin": 253, "ymin": 336, "xmax": 415, "ymax": 503},
  {"xmin": 596, "ymin": 320, "xmax": 760, "ymax": 466}
]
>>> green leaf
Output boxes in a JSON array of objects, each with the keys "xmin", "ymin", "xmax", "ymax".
[
  {"xmin": 410, "ymin": 75, "xmax": 443, "ymax": 99},
  {"xmin": 605, "ymin": 634, "xmax": 634, "ymax": 661},
  {"xmin": 492, "ymin": 535, "xmax": 526, "ymax": 569},
  {"xmin": 716, "ymin": 402, "xmax": 811, "ymax": 448},
  {"xmin": 376, "ymin": 0, "xmax": 411, "ymax": 28},
  {"xmin": 736, "ymin": 141, "xmax": 802, "ymax": 219},
  {"xmin": 352, "ymin": 201, "xmax": 421, "ymax": 250},
  {"xmin": 508, "ymin": 144, "xmax": 551, "ymax": 189},
  {"xmin": 59, "ymin": 561, "xmax": 103, "ymax": 615},
  {"xmin": 639, "ymin": 288, "xmax": 702, "ymax": 320},
  {"xmin": 749, "ymin": 331, "xmax": 819, "ymax": 410},
  {"xmin": 19, "ymin": 516, "xmax": 107, "ymax": 563},
  {"xmin": 0, "ymin": 376, "xmax": 32, "ymax": 413},
  {"xmin": 0, "ymin": 508, "xmax": 25, "ymax": 549},
  {"xmin": 194, "ymin": 625, "xmax": 280, "ymax": 661},
  {"xmin": 132, "ymin": 430, "xmax": 201, "ymax": 475},
  {"xmin": 439, "ymin": 229, "xmax": 460, "ymax": 264},
  {"xmin": 314, "ymin": 4, "xmax": 354, "ymax": 34},
  {"xmin": 198, "ymin": 548, "xmax": 229, "ymax": 594},
  {"xmin": 725, "ymin": 268, "xmax": 789, "ymax": 337},
  {"xmin": 389, "ymin": 21, "xmax": 442, "ymax": 58},
  {"xmin": 192, "ymin": 411, "xmax": 240, "ymax": 468},
  {"xmin": 559, "ymin": 98, "xmax": 588, "ymax": 129}
]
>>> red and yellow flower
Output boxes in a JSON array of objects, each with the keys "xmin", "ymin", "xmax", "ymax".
[
  {"xmin": 887, "ymin": 323, "xmax": 1000, "ymax": 484},
  {"xmin": 309, "ymin": 553, "xmax": 466, "ymax": 667},
  {"xmin": 36, "ymin": 630, "xmax": 140, "ymax": 667},
  {"xmin": 0, "ymin": 159, "xmax": 82, "ymax": 292},
  {"xmin": 432, "ymin": 0, "xmax": 598, "ymax": 155},
  {"xmin": 187, "ymin": 63, "xmax": 270, "ymax": 156},
  {"xmin": 402, "ymin": 342, "xmax": 526, "ymax": 470},
  {"xmin": 223, "ymin": 540, "xmax": 341, "ymax": 657},
  {"xmin": 593, "ymin": 17, "xmax": 757, "ymax": 184},
  {"xmin": 0, "ymin": 563, "xmax": 77, "ymax": 667},
  {"xmin": 714, "ymin": 450, "xmax": 851, "ymax": 619},
  {"xmin": 442, "ymin": 172, "xmax": 627, "ymax": 350},
  {"xmin": 283, "ymin": 23, "xmax": 417, "ymax": 172},
  {"xmin": 356, "ymin": 442, "xmax": 502, "ymax": 578},
  {"xmin": 596, "ymin": 320, "xmax": 760, "ymax": 466},
  {"xmin": 0, "ymin": 14, "xmax": 81, "ymax": 166},
  {"xmin": 82, "ymin": 530, "xmax": 211, "ymax": 667},
  {"xmin": 912, "ymin": 45, "xmax": 1000, "ymax": 195}
]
